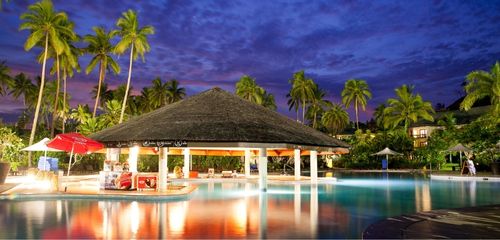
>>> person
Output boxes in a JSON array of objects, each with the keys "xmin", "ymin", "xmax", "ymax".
[{"xmin": 467, "ymin": 155, "xmax": 476, "ymax": 176}]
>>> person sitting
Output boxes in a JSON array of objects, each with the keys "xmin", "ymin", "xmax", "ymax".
[{"xmin": 467, "ymin": 156, "xmax": 476, "ymax": 176}]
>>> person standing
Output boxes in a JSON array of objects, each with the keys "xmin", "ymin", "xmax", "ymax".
[{"xmin": 467, "ymin": 155, "xmax": 476, "ymax": 176}]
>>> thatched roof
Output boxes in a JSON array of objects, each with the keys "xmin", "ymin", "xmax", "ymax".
[{"xmin": 90, "ymin": 88, "xmax": 349, "ymax": 150}]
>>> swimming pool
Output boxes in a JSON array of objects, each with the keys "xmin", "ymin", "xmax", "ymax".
[{"xmin": 1, "ymin": 172, "xmax": 499, "ymax": 238}]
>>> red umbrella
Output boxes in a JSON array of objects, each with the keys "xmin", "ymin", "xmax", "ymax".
[{"xmin": 47, "ymin": 133, "xmax": 104, "ymax": 176}]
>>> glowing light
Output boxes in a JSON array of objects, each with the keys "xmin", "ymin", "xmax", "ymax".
[
  {"xmin": 168, "ymin": 201, "xmax": 187, "ymax": 235},
  {"xmin": 130, "ymin": 201, "xmax": 140, "ymax": 234},
  {"xmin": 233, "ymin": 199, "xmax": 247, "ymax": 234}
]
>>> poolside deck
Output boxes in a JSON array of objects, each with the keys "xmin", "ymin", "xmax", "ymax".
[{"xmin": 0, "ymin": 175, "xmax": 197, "ymax": 200}]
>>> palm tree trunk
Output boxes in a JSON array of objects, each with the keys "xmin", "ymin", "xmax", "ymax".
[
  {"xmin": 295, "ymin": 105, "xmax": 299, "ymax": 122},
  {"xmin": 50, "ymin": 55, "xmax": 60, "ymax": 137},
  {"xmin": 93, "ymin": 60, "xmax": 104, "ymax": 118},
  {"xmin": 119, "ymin": 44, "xmax": 134, "ymax": 124},
  {"xmin": 62, "ymin": 73, "xmax": 67, "ymax": 133},
  {"xmin": 28, "ymin": 34, "xmax": 49, "ymax": 167},
  {"xmin": 313, "ymin": 110, "xmax": 317, "ymax": 129},
  {"xmin": 302, "ymin": 99, "xmax": 306, "ymax": 124},
  {"xmin": 355, "ymin": 100, "xmax": 359, "ymax": 129}
]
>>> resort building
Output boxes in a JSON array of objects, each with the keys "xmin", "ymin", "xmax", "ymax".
[{"xmin": 409, "ymin": 97, "xmax": 491, "ymax": 148}]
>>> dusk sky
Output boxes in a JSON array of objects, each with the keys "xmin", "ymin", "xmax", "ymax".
[{"xmin": 0, "ymin": 0, "xmax": 499, "ymax": 123}]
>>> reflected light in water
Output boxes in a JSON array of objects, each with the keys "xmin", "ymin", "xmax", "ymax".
[
  {"xmin": 129, "ymin": 201, "xmax": 140, "ymax": 235},
  {"xmin": 168, "ymin": 201, "xmax": 187, "ymax": 235},
  {"xmin": 233, "ymin": 199, "xmax": 247, "ymax": 234}
]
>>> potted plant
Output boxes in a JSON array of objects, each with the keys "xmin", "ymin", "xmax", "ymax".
[{"xmin": 0, "ymin": 127, "xmax": 26, "ymax": 184}]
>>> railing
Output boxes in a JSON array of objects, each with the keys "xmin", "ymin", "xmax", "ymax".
[{"xmin": 411, "ymin": 134, "xmax": 428, "ymax": 138}]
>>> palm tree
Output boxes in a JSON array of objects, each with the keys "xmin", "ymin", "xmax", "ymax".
[
  {"xmin": 321, "ymin": 103, "xmax": 350, "ymax": 135},
  {"xmin": 20, "ymin": 0, "xmax": 72, "ymax": 166},
  {"xmin": 59, "ymin": 41, "xmax": 81, "ymax": 133},
  {"xmin": 384, "ymin": 84, "xmax": 435, "ymax": 131},
  {"xmin": 149, "ymin": 77, "xmax": 169, "ymax": 108},
  {"xmin": 166, "ymin": 79, "xmax": 186, "ymax": 104},
  {"xmin": 101, "ymin": 100, "xmax": 122, "ymax": 127},
  {"xmin": 373, "ymin": 103, "xmax": 387, "ymax": 130},
  {"xmin": 287, "ymin": 92, "xmax": 300, "ymax": 121},
  {"xmin": 341, "ymin": 79, "xmax": 372, "ymax": 129},
  {"xmin": 289, "ymin": 70, "xmax": 316, "ymax": 123},
  {"xmin": 111, "ymin": 84, "xmax": 129, "ymax": 103},
  {"xmin": 113, "ymin": 9, "xmax": 155, "ymax": 124},
  {"xmin": 461, "ymin": 61, "xmax": 500, "ymax": 116},
  {"xmin": 35, "ymin": 17, "xmax": 76, "ymax": 137},
  {"xmin": 235, "ymin": 75, "xmax": 263, "ymax": 103},
  {"xmin": 91, "ymin": 82, "xmax": 113, "ymax": 108},
  {"xmin": 0, "ymin": 61, "xmax": 13, "ymax": 96},
  {"xmin": 84, "ymin": 27, "xmax": 120, "ymax": 117},
  {"xmin": 260, "ymin": 90, "xmax": 276, "ymax": 110},
  {"xmin": 306, "ymin": 86, "xmax": 329, "ymax": 129},
  {"xmin": 10, "ymin": 73, "xmax": 37, "ymax": 107}
]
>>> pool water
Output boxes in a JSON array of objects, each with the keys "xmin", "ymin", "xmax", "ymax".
[{"xmin": 1, "ymin": 172, "xmax": 499, "ymax": 238}]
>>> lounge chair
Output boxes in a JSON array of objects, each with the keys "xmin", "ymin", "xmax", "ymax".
[{"xmin": 221, "ymin": 170, "xmax": 232, "ymax": 178}]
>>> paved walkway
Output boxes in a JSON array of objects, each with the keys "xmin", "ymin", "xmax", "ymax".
[{"xmin": 363, "ymin": 205, "xmax": 500, "ymax": 239}]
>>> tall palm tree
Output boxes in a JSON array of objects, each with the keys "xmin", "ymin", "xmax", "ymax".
[
  {"xmin": 10, "ymin": 73, "xmax": 37, "ymax": 107},
  {"xmin": 59, "ymin": 40, "xmax": 81, "ymax": 133},
  {"xmin": 341, "ymin": 79, "xmax": 372, "ymax": 129},
  {"xmin": 149, "ymin": 77, "xmax": 169, "ymax": 107},
  {"xmin": 0, "ymin": 61, "xmax": 13, "ymax": 96},
  {"xmin": 235, "ymin": 75, "xmax": 262, "ymax": 103},
  {"xmin": 461, "ymin": 61, "xmax": 500, "ymax": 116},
  {"xmin": 321, "ymin": 103, "xmax": 350, "ymax": 135},
  {"xmin": 113, "ymin": 9, "xmax": 155, "ymax": 124},
  {"xmin": 20, "ymin": 0, "xmax": 72, "ymax": 166},
  {"xmin": 384, "ymin": 84, "xmax": 435, "ymax": 132},
  {"xmin": 290, "ymin": 70, "xmax": 316, "ymax": 123},
  {"xmin": 84, "ymin": 27, "xmax": 120, "ymax": 117},
  {"xmin": 35, "ymin": 17, "xmax": 76, "ymax": 137},
  {"xmin": 166, "ymin": 79, "xmax": 186, "ymax": 104}
]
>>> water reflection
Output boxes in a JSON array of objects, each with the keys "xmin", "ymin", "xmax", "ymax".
[
  {"xmin": 1, "ymin": 176, "xmax": 500, "ymax": 238},
  {"xmin": 415, "ymin": 181, "xmax": 432, "ymax": 212}
]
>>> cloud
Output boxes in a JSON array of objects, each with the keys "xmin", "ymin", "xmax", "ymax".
[{"xmin": 1, "ymin": 0, "xmax": 500, "ymax": 123}]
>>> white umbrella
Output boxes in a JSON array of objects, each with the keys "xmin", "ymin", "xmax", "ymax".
[
  {"xmin": 372, "ymin": 147, "xmax": 402, "ymax": 170},
  {"xmin": 22, "ymin": 138, "xmax": 62, "ymax": 170}
]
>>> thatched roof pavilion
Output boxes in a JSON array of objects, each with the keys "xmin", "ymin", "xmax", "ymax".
[
  {"xmin": 91, "ymin": 87, "xmax": 348, "ymax": 150},
  {"xmin": 90, "ymin": 87, "xmax": 349, "ymax": 190}
]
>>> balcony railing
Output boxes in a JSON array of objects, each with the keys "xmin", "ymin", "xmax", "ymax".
[{"xmin": 411, "ymin": 134, "xmax": 428, "ymax": 138}]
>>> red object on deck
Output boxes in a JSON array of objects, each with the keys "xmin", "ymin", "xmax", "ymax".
[{"xmin": 47, "ymin": 132, "xmax": 104, "ymax": 154}]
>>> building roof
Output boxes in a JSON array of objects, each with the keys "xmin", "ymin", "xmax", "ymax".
[
  {"xmin": 90, "ymin": 88, "xmax": 349, "ymax": 150},
  {"xmin": 410, "ymin": 105, "xmax": 491, "ymax": 127}
]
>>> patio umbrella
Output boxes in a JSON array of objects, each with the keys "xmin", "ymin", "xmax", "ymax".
[
  {"xmin": 447, "ymin": 143, "xmax": 471, "ymax": 167},
  {"xmin": 22, "ymin": 138, "xmax": 62, "ymax": 170},
  {"xmin": 372, "ymin": 147, "xmax": 402, "ymax": 170},
  {"xmin": 47, "ymin": 133, "xmax": 104, "ymax": 176}
]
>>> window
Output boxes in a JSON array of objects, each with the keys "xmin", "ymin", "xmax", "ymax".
[{"xmin": 419, "ymin": 129, "xmax": 427, "ymax": 138}]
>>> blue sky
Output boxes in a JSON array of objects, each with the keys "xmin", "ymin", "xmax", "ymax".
[{"xmin": 1, "ymin": 0, "xmax": 499, "ymax": 122}]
